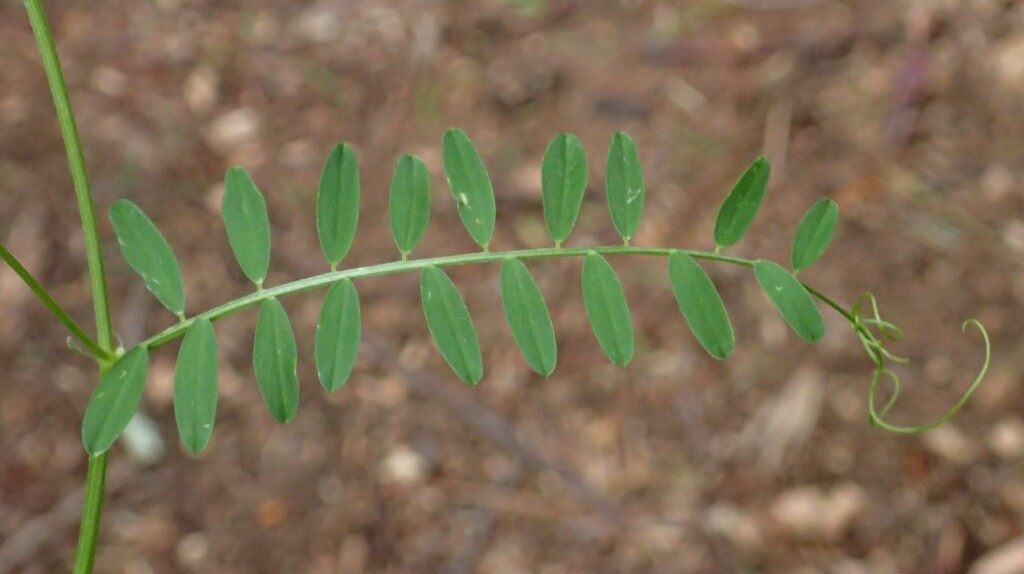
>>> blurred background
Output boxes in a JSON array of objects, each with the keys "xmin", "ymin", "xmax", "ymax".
[{"xmin": 2, "ymin": 0, "xmax": 1023, "ymax": 572}]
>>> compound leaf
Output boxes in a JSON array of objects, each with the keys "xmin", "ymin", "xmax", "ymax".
[
  {"xmin": 791, "ymin": 198, "xmax": 839, "ymax": 272},
  {"xmin": 605, "ymin": 132, "xmax": 644, "ymax": 242},
  {"xmin": 442, "ymin": 128, "xmax": 496, "ymax": 250},
  {"xmin": 254, "ymin": 298, "xmax": 299, "ymax": 422},
  {"xmin": 389, "ymin": 154, "xmax": 431, "ymax": 258},
  {"xmin": 174, "ymin": 317, "xmax": 218, "ymax": 455},
  {"xmin": 714, "ymin": 157, "xmax": 771, "ymax": 249},
  {"xmin": 82, "ymin": 346, "xmax": 149, "ymax": 456},
  {"xmin": 315, "ymin": 279, "xmax": 361, "ymax": 392},
  {"xmin": 754, "ymin": 259, "xmax": 825, "ymax": 343},
  {"xmin": 421, "ymin": 266, "xmax": 483, "ymax": 385},
  {"xmin": 222, "ymin": 167, "xmax": 271, "ymax": 286},
  {"xmin": 582, "ymin": 253, "xmax": 634, "ymax": 366},
  {"xmin": 109, "ymin": 199, "xmax": 185, "ymax": 315},
  {"xmin": 668, "ymin": 252, "xmax": 735, "ymax": 359},
  {"xmin": 499, "ymin": 258, "xmax": 557, "ymax": 376},
  {"xmin": 541, "ymin": 133, "xmax": 588, "ymax": 245},
  {"xmin": 317, "ymin": 143, "xmax": 360, "ymax": 268}
]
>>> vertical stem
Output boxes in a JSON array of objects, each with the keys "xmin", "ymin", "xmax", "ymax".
[
  {"xmin": 24, "ymin": 2, "xmax": 117, "ymax": 573},
  {"xmin": 24, "ymin": 0, "xmax": 114, "ymax": 350},
  {"xmin": 72, "ymin": 453, "xmax": 108, "ymax": 574}
]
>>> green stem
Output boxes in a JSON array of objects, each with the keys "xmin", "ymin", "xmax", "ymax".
[
  {"xmin": 139, "ymin": 245, "xmax": 764, "ymax": 351},
  {"xmin": 0, "ymin": 243, "xmax": 112, "ymax": 360},
  {"xmin": 24, "ymin": 2, "xmax": 117, "ymax": 573},
  {"xmin": 24, "ymin": 0, "xmax": 114, "ymax": 351},
  {"xmin": 803, "ymin": 284, "xmax": 856, "ymax": 323},
  {"xmin": 73, "ymin": 453, "xmax": 108, "ymax": 574}
]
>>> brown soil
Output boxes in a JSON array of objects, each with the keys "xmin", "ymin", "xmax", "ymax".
[{"xmin": 2, "ymin": 1, "xmax": 1023, "ymax": 573}]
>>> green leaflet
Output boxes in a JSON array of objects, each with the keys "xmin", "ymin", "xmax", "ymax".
[
  {"xmin": 82, "ymin": 347, "xmax": 149, "ymax": 456},
  {"xmin": 421, "ymin": 265, "xmax": 483, "ymax": 385},
  {"xmin": 581, "ymin": 253, "xmax": 634, "ymax": 366},
  {"xmin": 389, "ymin": 154, "xmax": 431, "ymax": 258},
  {"xmin": 109, "ymin": 199, "xmax": 185, "ymax": 315},
  {"xmin": 668, "ymin": 252, "xmax": 735, "ymax": 360},
  {"xmin": 442, "ymin": 128, "xmax": 496, "ymax": 250},
  {"xmin": 315, "ymin": 279, "xmax": 361, "ymax": 392},
  {"xmin": 222, "ymin": 166, "xmax": 271, "ymax": 286},
  {"xmin": 541, "ymin": 133, "xmax": 588, "ymax": 245},
  {"xmin": 316, "ymin": 143, "xmax": 360, "ymax": 268},
  {"xmin": 605, "ymin": 132, "xmax": 644, "ymax": 243},
  {"xmin": 714, "ymin": 157, "xmax": 771, "ymax": 249},
  {"xmin": 174, "ymin": 318, "xmax": 218, "ymax": 454},
  {"xmin": 754, "ymin": 260, "xmax": 825, "ymax": 343},
  {"xmin": 791, "ymin": 198, "xmax": 839, "ymax": 272},
  {"xmin": 253, "ymin": 298, "xmax": 299, "ymax": 422},
  {"xmin": 499, "ymin": 258, "xmax": 557, "ymax": 376}
]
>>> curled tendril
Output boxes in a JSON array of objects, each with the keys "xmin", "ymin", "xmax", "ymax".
[
  {"xmin": 850, "ymin": 292, "xmax": 909, "ymax": 366},
  {"xmin": 801, "ymin": 287, "xmax": 989, "ymax": 433},
  {"xmin": 851, "ymin": 293, "xmax": 991, "ymax": 434}
]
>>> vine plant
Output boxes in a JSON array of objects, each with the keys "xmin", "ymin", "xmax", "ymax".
[{"xmin": 7, "ymin": 1, "xmax": 991, "ymax": 572}]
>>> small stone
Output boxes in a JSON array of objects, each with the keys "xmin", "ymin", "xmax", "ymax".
[
  {"xmin": 982, "ymin": 164, "xmax": 1015, "ymax": 203},
  {"xmin": 704, "ymin": 502, "xmax": 764, "ymax": 554},
  {"xmin": 296, "ymin": 5, "xmax": 340, "ymax": 43},
  {"xmin": 993, "ymin": 38, "xmax": 1024, "ymax": 92},
  {"xmin": 177, "ymin": 532, "xmax": 209, "ymax": 567},
  {"xmin": 921, "ymin": 424, "xmax": 977, "ymax": 466},
  {"xmin": 824, "ymin": 483, "xmax": 868, "ymax": 539},
  {"xmin": 770, "ymin": 486, "xmax": 824, "ymax": 539},
  {"xmin": 257, "ymin": 499, "xmax": 287, "ymax": 528},
  {"xmin": 184, "ymin": 66, "xmax": 219, "ymax": 114},
  {"xmin": 769, "ymin": 483, "xmax": 867, "ymax": 541},
  {"xmin": 380, "ymin": 445, "xmax": 426, "ymax": 484},
  {"xmin": 988, "ymin": 419, "xmax": 1024, "ymax": 459},
  {"xmin": 635, "ymin": 518, "xmax": 683, "ymax": 553},
  {"xmin": 90, "ymin": 66, "xmax": 127, "ymax": 97},
  {"xmin": 121, "ymin": 412, "xmax": 166, "ymax": 465},
  {"xmin": 205, "ymin": 108, "xmax": 259, "ymax": 154},
  {"xmin": 969, "ymin": 536, "xmax": 1024, "ymax": 574}
]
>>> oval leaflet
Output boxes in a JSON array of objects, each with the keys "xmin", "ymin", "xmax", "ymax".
[
  {"xmin": 421, "ymin": 266, "xmax": 484, "ymax": 385},
  {"xmin": 714, "ymin": 157, "xmax": 771, "ymax": 249},
  {"xmin": 389, "ymin": 154, "xmax": 431, "ymax": 258},
  {"xmin": 605, "ymin": 132, "xmax": 644, "ymax": 243},
  {"xmin": 791, "ymin": 198, "xmax": 839, "ymax": 272},
  {"xmin": 754, "ymin": 259, "xmax": 825, "ymax": 343},
  {"xmin": 442, "ymin": 129, "xmax": 496, "ymax": 250},
  {"xmin": 174, "ymin": 318, "xmax": 218, "ymax": 454},
  {"xmin": 315, "ymin": 279, "xmax": 361, "ymax": 392},
  {"xmin": 500, "ymin": 258, "xmax": 558, "ymax": 376},
  {"xmin": 668, "ymin": 252, "xmax": 735, "ymax": 359},
  {"xmin": 253, "ymin": 298, "xmax": 299, "ymax": 422},
  {"xmin": 581, "ymin": 253, "xmax": 634, "ymax": 366},
  {"xmin": 541, "ymin": 133, "xmax": 588, "ymax": 245},
  {"xmin": 316, "ymin": 143, "xmax": 360, "ymax": 269},
  {"xmin": 82, "ymin": 347, "xmax": 150, "ymax": 456},
  {"xmin": 222, "ymin": 167, "xmax": 271, "ymax": 286},
  {"xmin": 109, "ymin": 199, "xmax": 185, "ymax": 316}
]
